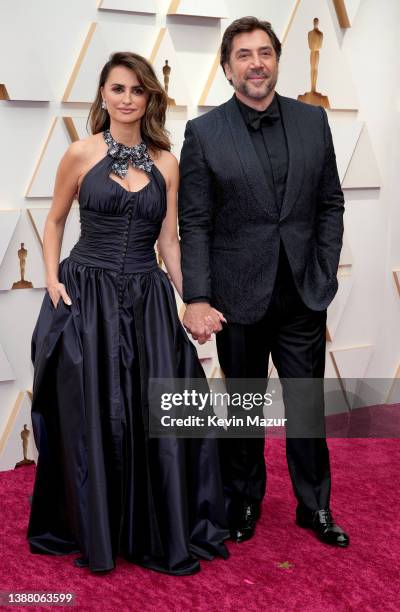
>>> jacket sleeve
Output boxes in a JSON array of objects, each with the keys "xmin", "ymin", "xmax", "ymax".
[
  {"xmin": 178, "ymin": 119, "xmax": 214, "ymax": 303},
  {"xmin": 316, "ymin": 107, "xmax": 345, "ymax": 279}
]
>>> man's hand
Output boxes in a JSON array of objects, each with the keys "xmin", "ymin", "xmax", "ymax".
[{"xmin": 183, "ymin": 302, "xmax": 226, "ymax": 345}]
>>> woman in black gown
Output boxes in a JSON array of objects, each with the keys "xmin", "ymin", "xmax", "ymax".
[{"xmin": 27, "ymin": 51, "xmax": 229, "ymax": 575}]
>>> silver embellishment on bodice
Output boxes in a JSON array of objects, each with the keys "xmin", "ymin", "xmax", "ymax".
[{"xmin": 103, "ymin": 129, "xmax": 154, "ymax": 178}]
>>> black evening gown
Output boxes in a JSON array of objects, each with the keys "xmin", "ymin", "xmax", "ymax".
[{"xmin": 27, "ymin": 149, "xmax": 229, "ymax": 574}]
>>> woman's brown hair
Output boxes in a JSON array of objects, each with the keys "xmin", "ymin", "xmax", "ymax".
[{"xmin": 88, "ymin": 51, "xmax": 170, "ymax": 152}]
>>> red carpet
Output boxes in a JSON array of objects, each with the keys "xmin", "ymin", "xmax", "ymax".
[{"xmin": 1, "ymin": 438, "xmax": 399, "ymax": 611}]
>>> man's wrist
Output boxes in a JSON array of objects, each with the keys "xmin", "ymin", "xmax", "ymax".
[{"xmin": 185, "ymin": 297, "xmax": 211, "ymax": 305}]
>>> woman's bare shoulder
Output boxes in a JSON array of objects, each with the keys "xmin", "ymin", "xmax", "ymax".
[
  {"xmin": 153, "ymin": 150, "xmax": 178, "ymax": 188},
  {"xmin": 152, "ymin": 149, "xmax": 178, "ymax": 185},
  {"xmin": 154, "ymin": 149, "xmax": 178, "ymax": 166},
  {"xmin": 65, "ymin": 133, "xmax": 104, "ymax": 163}
]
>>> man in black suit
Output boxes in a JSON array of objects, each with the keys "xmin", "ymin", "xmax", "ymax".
[{"xmin": 178, "ymin": 16, "xmax": 349, "ymax": 547}]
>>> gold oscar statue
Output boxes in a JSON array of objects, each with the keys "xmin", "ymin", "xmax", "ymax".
[
  {"xmin": 163, "ymin": 60, "xmax": 176, "ymax": 106},
  {"xmin": 12, "ymin": 242, "xmax": 33, "ymax": 289},
  {"xmin": 298, "ymin": 18, "xmax": 330, "ymax": 108},
  {"xmin": 15, "ymin": 424, "xmax": 35, "ymax": 467}
]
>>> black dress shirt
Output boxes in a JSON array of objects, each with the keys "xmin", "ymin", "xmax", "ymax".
[{"xmin": 234, "ymin": 93, "xmax": 288, "ymax": 212}]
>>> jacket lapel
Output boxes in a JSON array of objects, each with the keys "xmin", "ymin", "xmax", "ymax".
[
  {"xmin": 223, "ymin": 95, "xmax": 279, "ymax": 219},
  {"xmin": 276, "ymin": 93, "xmax": 305, "ymax": 221}
]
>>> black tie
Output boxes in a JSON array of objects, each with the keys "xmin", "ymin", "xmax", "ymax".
[{"xmin": 248, "ymin": 107, "xmax": 280, "ymax": 131}]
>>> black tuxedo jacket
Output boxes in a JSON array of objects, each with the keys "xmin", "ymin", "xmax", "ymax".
[{"xmin": 178, "ymin": 93, "xmax": 344, "ymax": 324}]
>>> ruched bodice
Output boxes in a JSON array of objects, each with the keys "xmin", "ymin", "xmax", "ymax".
[{"xmin": 70, "ymin": 154, "xmax": 166, "ymax": 274}]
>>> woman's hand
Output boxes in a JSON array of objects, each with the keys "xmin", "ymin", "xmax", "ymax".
[
  {"xmin": 183, "ymin": 304, "xmax": 226, "ymax": 344},
  {"xmin": 47, "ymin": 281, "xmax": 72, "ymax": 308}
]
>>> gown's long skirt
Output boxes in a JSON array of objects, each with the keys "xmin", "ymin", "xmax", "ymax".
[{"xmin": 27, "ymin": 253, "xmax": 229, "ymax": 574}]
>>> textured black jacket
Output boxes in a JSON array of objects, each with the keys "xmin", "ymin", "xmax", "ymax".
[{"xmin": 178, "ymin": 93, "xmax": 344, "ymax": 324}]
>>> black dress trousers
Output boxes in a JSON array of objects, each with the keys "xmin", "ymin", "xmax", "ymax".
[{"xmin": 216, "ymin": 246, "xmax": 331, "ymax": 525}]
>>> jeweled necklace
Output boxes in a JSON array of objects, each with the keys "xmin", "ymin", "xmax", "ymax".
[{"xmin": 103, "ymin": 129, "xmax": 154, "ymax": 178}]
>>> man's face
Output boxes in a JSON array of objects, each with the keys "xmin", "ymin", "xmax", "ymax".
[{"xmin": 224, "ymin": 29, "xmax": 279, "ymax": 102}]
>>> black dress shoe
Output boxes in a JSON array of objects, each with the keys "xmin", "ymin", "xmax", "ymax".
[
  {"xmin": 296, "ymin": 505, "xmax": 349, "ymax": 547},
  {"xmin": 230, "ymin": 502, "xmax": 261, "ymax": 543}
]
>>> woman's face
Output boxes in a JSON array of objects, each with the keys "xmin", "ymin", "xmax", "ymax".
[{"xmin": 101, "ymin": 65, "xmax": 149, "ymax": 125}]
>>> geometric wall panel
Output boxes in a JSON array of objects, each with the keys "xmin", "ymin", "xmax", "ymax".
[
  {"xmin": 0, "ymin": 213, "xmax": 46, "ymax": 291},
  {"xmin": 165, "ymin": 108, "xmax": 188, "ymax": 158},
  {"xmin": 0, "ymin": 383, "xmax": 18, "ymax": 451},
  {"xmin": 198, "ymin": 52, "xmax": 232, "ymax": 107},
  {"xmin": 63, "ymin": 116, "xmax": 91, "ymax": 141},
  {"xmin": 0, "ymin": 20, "xmax": 51, "ymax": 101},
  {"xmin": 278, "ymin": 0, "xmax": 359, "ymax": 109},
  {"xmin": 150, "ymin": 29, "xmax": 190, "ymax": 106},
  {"xmin": 0, "ymin": 343, "xmax": 15, "ymax": 383},
  {"xmin": 393, "ymin": 270, "xmax": 400, "ymax": 297},
  {"xmin": 342, "ymin": 125, "xmax": 381, "ymax": 189},
  {"xmin": 0, "ymin": 391, "xmax": 38, "ymax": 472},
  {"xmin": 329, "ymin": 118, "xmax": 363, "ymax": 184},
  {"xmin": 27, "ymin": 207, "xmax": 81, "ymax": 262},
  {"xmin": 0, "ymin": 286, "xmax": 47, "ymax": 392},
  {"xmin": 330, "ymin": 345, "xmax": 373, "ymax": 380},
  {"xmin": 324, "ymin": 348, "xmax": 339, "ymax": 379},
  {"xmin": 63, "ymin": 23, "xmax": 108, "ymax": 104},
  {"xmin": 0, "ymin": 71, "xmax": 51, "ymax": 102},
  {"xmin": 329, "ymin": 344, "xmax": 373, "ymax": 409},
  {"xmin": 0, "ymin": 84, "xmax": 10, "ymax": 101},
  {"xmin": 222, "ymin": 0, "xmax": 299, "ymax": 35},
  {"xmin": 333, "ymin": 0, "xmax": 362, "ymax": 28},
  {"xmin": 63, "ymin": 22, "xmax": 156, "ymax": 104},
  {"xmin": 386, "ymin": 363, "xmax": 400, "ymax": 404},
  {"xmin": 25, "ymin": 118, "xmax": 72, "ymax": 199},
  {"xmin": 62, "ymin": 117, "xmax": 80, "ymax": 143},
  {"xmin": 327, "ymin": 269, "xmax": 354, "ymax": 341},
  {"xmin": 341, "ymin": 0, "xmax": 362, "ymax": 26},
  {"xmin": 167, "ymin": 0, "xmax": 228, "ymax": 18},
  {"xmin": 339, "ymin": 232, "xmax": 353, "ymax": 270},
  {"xmin": 0, "ymin": 1, "xmax": 98, "ymax": 102},
  {"xmin": 0, "ymin": 211, "xmax": 21, "ymax": 268},
  {"xmin": 98, "ymin": 0, "xmax": 157, "ymax": 13}
]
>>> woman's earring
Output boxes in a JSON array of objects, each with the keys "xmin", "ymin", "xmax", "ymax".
[{"xmin": 101, "ymin": 99, "xmax": 107, "ymax": 110}]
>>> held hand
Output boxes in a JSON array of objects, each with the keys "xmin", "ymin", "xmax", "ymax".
[
  {"xmin": 183, "ymin": 303, "xmax": 226, "ymax": 345},
  {"xmin": 47, "ymin": 281, "xmax": 72, "ymax": 308},
  {"xmin": 205, "ymin": 307, "xmax": 227, "ymax": 334}
]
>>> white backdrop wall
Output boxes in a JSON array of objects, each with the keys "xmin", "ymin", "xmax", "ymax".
[{"xmin": 0, "ymin": 0, "xmax": 399, "ymax": 470}]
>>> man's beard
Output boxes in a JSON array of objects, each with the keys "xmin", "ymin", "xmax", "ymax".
[{"xmin": 235, "ymin": 72, "xmax": 278, "ymax": 100}]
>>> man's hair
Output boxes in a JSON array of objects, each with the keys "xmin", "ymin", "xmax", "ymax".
[{"xmin": 220, "ymin": 16, "xmax": 282, "ymax": 75}]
